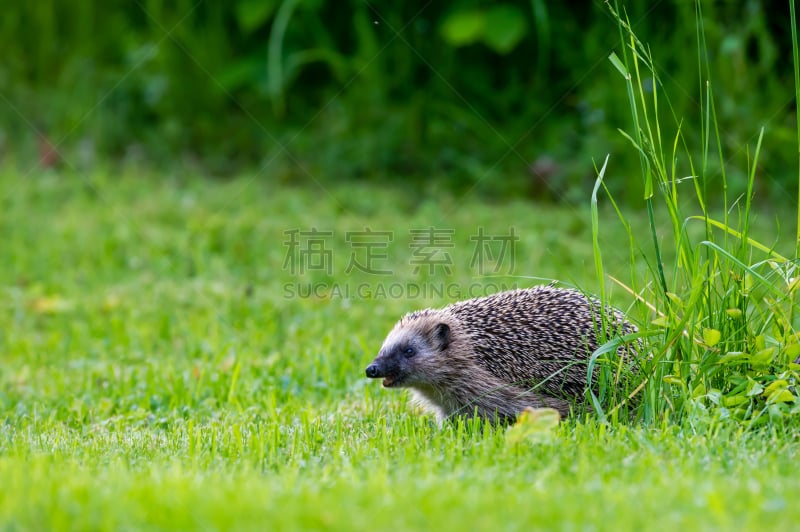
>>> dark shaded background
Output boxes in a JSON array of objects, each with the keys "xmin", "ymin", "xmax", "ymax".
[{"xmin": 0, "ymin": 0, "xmax": 794, "ymax": 202}]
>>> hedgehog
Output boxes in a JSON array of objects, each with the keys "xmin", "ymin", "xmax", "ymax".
[{"xmin": 365, "ymin": 285, "xmax": 638, "ymax": 423}]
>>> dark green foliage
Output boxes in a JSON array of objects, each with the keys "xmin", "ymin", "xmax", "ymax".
[
  {"xmin": 585, "ymin": 2, "xmax": 800, "ymax": 427},
  {"xmin": 0, "ymin": 1, "xmax": 796, "ymax": 200}
]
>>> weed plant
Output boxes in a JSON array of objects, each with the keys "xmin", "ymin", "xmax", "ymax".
[{"xmin": 588, "ymin": 1, "xmax": 800, "ymax": 429}]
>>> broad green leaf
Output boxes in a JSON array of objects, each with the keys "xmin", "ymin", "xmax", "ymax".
[
  {"xmin": 725, "ymin": 308, "xmax": 743, "ymax": 319},
  {"xmin": 751, "ymin": 347, "xmax": 775, "ymax": 367},
  {"xmin": 217, "ymin": 55, "xmax": 264, "ymax": 91},
  {"xmin": 785, "ymin": 343, "xmax": 800, "ymax": 359},
  {"xmin": 755, "ymin": 335, "xmax": 766, "ymax": 351},
  {"xmin": 482, "ymin": 5, "xmax": 528, "ymax": 54},
  {"xmin": 764, "ymin": 379, "xmax": 789, "ymax": 396},
  {"xmin": 717, "ymin": 351, "xmax": 748, "ymax": 364},
  {"xmin": 651, "ymin": 316, "xmax": 670, "ymax": 327},
  {"xmin": 746, "ymin": 379, "xmax": 764, "ymax": 397},
  {"xmin": 440, "ymin": 9, "xmax": 485, "ymax": 46},
  {"xmin": 722, "ymin": 395, "xmax": 748, "ymax": 407},
  {"xmin": 236, "ymin": 0, "xmax": 279, "ymax": 34},
  {"xmin": 692, "ymin": 382, "xmax": 706, "ymax": 398},
  {"xmin": 703, "ymin": 328, "xmax": 721, "ymax": 347},
  {"xmin": 768, "ymin": 403, "xmax": 787, "ymax": 418},
  {"xmin": 706, "ymin": 389, "xmax": 722, "ymax": 405},
  {"xmin": 767, "ymin": 389, "xmax": 796, "ymax": 404},
  {"xmin": 666, "ymin": 292, "xmax": 683, "ymax": 307},
  {"xmin": 728, "ymin": 376, "xmax": 748, "ymax": 395}
]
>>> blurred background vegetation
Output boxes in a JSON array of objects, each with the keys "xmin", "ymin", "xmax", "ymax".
[{"xmin": 0, "ymin": 0, "xmax": 795, "ymax": 203}]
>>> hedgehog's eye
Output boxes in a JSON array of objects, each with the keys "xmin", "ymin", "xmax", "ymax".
[{"xmin": 403, "ymin": 347, "xmax": 415, "ymax": 358}]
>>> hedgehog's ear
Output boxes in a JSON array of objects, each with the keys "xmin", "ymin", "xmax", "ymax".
[{"xmin": 431, "ymin": 322, "xmax": 450, "ymax": 351}]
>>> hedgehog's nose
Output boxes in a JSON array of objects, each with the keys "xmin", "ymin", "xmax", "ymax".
[{"xmin": 365, "ymin": 364, "xmax": 380, "ymax": 378}]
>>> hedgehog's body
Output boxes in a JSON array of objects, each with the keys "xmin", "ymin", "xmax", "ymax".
[{"xmin": 365, "ymin": 286, "xmax": 637, "ymax": 423}]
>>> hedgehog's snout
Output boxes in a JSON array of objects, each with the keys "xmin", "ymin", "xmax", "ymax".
[
  {"xmin": 365, "ymin": 356, "xmax": 396, "ymax": 379},
  {"xmin": 365, "ymin": 363, "xmax": 381, "ymax": 378},
  {"xmin": 366, "ymin": 351, "xmax": 406, "ymax": 388}
]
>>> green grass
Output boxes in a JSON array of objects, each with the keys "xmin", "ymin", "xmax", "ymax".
[
  {"xmin": 1, "ymin": 171, "xmax": 799, "ymax": 530},
  {"xmin": 580, "ymin": 3, "xmax": 800, "ymax": 428},
  {"xmin": 3, "ymin": 5, "xmax": 800, "ymax": 527}
]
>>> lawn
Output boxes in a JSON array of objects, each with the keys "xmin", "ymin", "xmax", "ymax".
[{"xmin": 1, "ymin": 169, "xmax": 799, "ymax": 531}]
